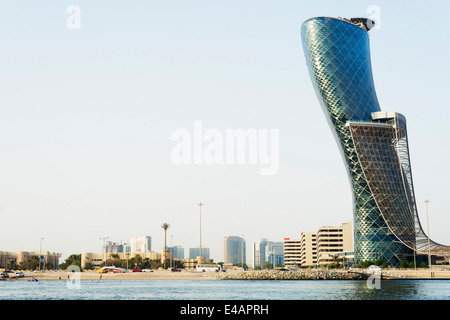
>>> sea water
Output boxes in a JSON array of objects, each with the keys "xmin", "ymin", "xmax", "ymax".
[{"xmin": 0, "ymin": 279, "xmax": 449, "ymax": 300}]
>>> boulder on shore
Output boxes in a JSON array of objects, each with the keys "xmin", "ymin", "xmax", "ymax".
[{"xmin": 216, "ymin": 269, "xmax": 368, "ymax": 280}]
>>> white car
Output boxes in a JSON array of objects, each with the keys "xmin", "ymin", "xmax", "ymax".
[{"xmin": 141, "ymin": 269, "xmax": 154, "ymax": 272}]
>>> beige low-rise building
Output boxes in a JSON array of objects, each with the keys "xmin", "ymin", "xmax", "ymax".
[
  {"xmin": 81, "ymin": 252, "xmax": 106, "ymax": 269},
  {"xmin": 299, "ymin": 221, "xmax": 353, "ymax": 267},
  {"xmin": 0, "ymin": 251, "xmax": 61, "ymax": 269},
  {"xmin": 182, "ymin": 257, "xmax": 205, "ymax": 270},
  {"xmin": 300, "ymin": 232, "xmax": 317, "ymax": 266},
  {"xmin": 316, "ymin": 222, "xmax": 352, "ymax": 265},
  {"xmin": 81, "ymin": 251, "xmax": 205, "ymax": 270},
  {"xmin": 81, "ymin": 251, "xmax": 164, "ymax": 269},
  {"xmin": 283, "ymin": 238, "xmax": 301, "ymax": 268}
]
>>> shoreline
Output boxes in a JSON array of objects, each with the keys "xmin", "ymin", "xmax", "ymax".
[
  {"xmin": 4, "ymin": 268, "xmax": 450, "ymax": 281},
  {"xmin": 10, "ymin": 271, "xmax": 219, "ymax": 281}
]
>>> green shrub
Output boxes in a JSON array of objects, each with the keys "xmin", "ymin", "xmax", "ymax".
[{"xmin": 399, "ymin": 260, "xmax": 408, "ymax": 268}]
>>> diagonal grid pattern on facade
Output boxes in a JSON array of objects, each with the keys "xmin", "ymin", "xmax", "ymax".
[{"xmin": 301, "ymin": 16, "xmax": 450, "ymax": 266}]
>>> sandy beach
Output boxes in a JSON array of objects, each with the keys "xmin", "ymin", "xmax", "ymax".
[{"xmin": 13, "ymin": 270, "xmax": 221, "ymax": 281}]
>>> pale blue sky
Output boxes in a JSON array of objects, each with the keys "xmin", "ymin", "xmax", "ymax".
[{"xmin": 0, "ymin": 0, "xmax": 449, "ymax": 263}]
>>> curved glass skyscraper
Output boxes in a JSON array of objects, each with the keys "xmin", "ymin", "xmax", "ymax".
[{"xmin": 301, "ymin": 17, "xmax": 450, "ymax": 266}]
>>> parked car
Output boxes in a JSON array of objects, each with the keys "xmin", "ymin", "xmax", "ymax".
[
  {"xmin": 16, "ymin": 272, "xmax": 25, "ymax": 278},
  {"xmin": 2, "ymin": 270, "xmax": 18, "ymax": 278},
  {"xmin": 141, "ymin": 269, "xmax": 154, "ymax": 272},
  {"xmin": 170, "ymin": 268, "xmax": 181, "ymax": 272},
  {"xmin": 132, "ymin": 268, "xmax": 142, "ymax": 272}
]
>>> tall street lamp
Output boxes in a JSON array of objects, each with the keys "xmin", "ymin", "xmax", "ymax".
[
  {"xmin": 198, "ymin": 202, "xmax": 203, "ymax": 260},
  {"xmin": 170, "ymin": 235, "xmax": 173, "ymax": 269},
  {"xmin": 241, "ymin": 234, "xmax": 245, "ymax": 270},
  {"xmin": 39, "ymin": 238, "xmax": 44, "ymax": 272},
  {"xmin": 126, "ymin": 252, "xmax": 130, "ymax": 270},
  {"xmin": 425, "ymin": 199, "xmax": 431, "ymax": 272},
  {"xmin": 100, "ymin": 237, "xmax": 109, "ymax": 266}
]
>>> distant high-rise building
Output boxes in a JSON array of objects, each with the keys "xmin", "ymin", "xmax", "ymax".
[
  {"xmin": 130, "ymin": 236, "xmax": 152, "ymax": 253},
  {"xmin": 169, "ymin": 245, "xmax": 185, "ymax": 260},
  {"xmin": 253, "ymin": 238, "xmax": 268, "ymax": 268},
  {"xmin": 223, "ymin": 236, "xmax": 246, "ymax": 265},
  {"xmin": 123, "ymin": 242, "xmax": 131, "ymax": 253},
  {"xmin": 265, "ymin": 241, "xmax": 284, "ymax": 267},
  {"xmin": 189, "ymin": 247, "xmax": 210, "ymax": 261},
  {"xmin": 105, "ymin": 241, "xmax": 123, "ymax": 253}
]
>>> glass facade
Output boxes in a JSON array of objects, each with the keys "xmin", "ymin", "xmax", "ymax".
[
  {"xmin": 223, "ymin": 236, "xmax": 246, "ymax": 265},
  {"xmin": 301, "ymin": 17, "xmax": 449, "ymax": 266},
  {"xmin": 189, "ymin": 247, "xmax": 210, "ymax": 261}
]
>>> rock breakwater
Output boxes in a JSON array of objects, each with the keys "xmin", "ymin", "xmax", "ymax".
[{"xmin": 216, "ymin": 269, "xmax": 368, "ymax": 280}]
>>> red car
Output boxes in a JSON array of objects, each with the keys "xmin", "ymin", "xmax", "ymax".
[
  {"xmin": 171, "ymin": 268, "xmax": 181, "ymax": 272},
  {"xmin": 132, "ymin": 268, "xmax": 142, "ymax": 272}
]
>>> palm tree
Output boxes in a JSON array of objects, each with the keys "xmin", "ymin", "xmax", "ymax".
[
  {"xmin": 110, "ymin": 253, "xmax": 120, "ymax": 260},
  {"xmin": 161, "ymin": 223, "xmax": 170, "ymax": 269},
  {"xmin": 108, "ymin": 253, "xmax": 122, "ymax": 267},
  {"xmin": 332, "ymin": 254, "xmax": 342, "ymax": 265},
  {"xmin": 133, "ymin": 253, "xmax": 142, "ymax": 268}
]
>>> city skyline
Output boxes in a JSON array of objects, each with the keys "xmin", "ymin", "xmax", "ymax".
[
  {"xmin": 1, "ymin": 1, "xmax": 450, "ymax": 263},
  {"xmin": 61, "ymin": 232, "xmax": 298, "ymax": 266}
]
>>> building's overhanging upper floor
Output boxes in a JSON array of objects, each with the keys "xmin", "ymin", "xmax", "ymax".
[{"xmin": 339, "ymin": 17, "xmax": 376, "ymax": 32}]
